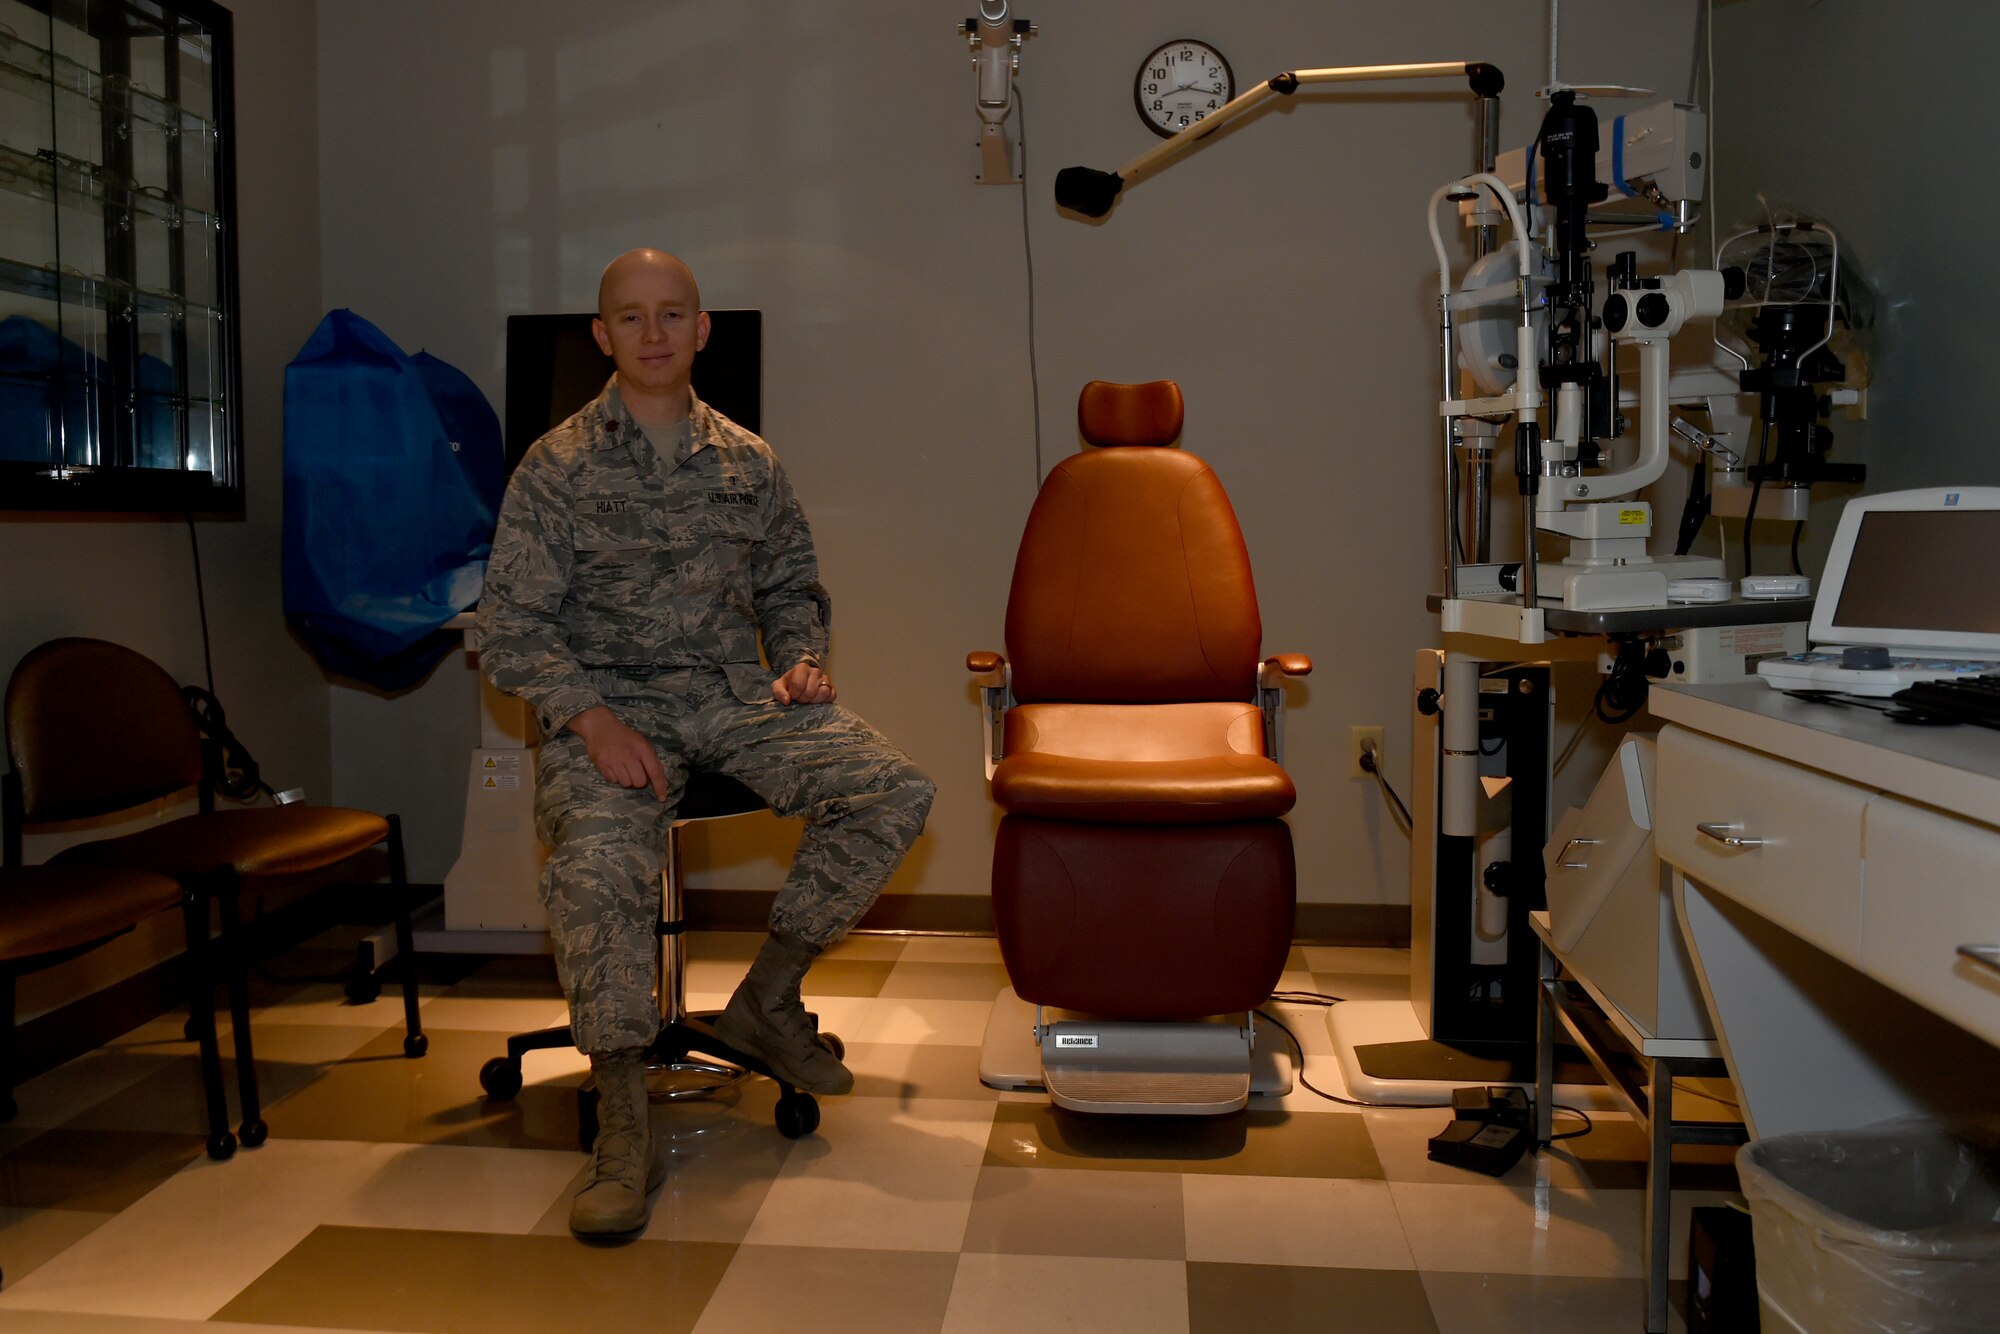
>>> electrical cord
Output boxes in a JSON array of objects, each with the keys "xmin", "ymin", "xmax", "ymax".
[
  {"xmin": 1014, "ymin": 80, "xmax": 1044, "ymax": 490},
  {"xmin": 1253, "ymin": 1006, "xmax": 1451, "ymax": 1110},
  {"xmin": 1790, "ymin": 520, "xmax": 1805, "ymax": 576},
  {"xmin": 183, "ymin": 513, "xmax": 274, "ymax": 803},
  {"xmin": 1742, "ymin": 421, "xmax": 1770, "ymax": 577},
  {"xmin": 1357, "ymin": 740, "xmax": 1412, "ymax": 833},
  {"xmin": 1548, "ymin": 1104, "xmax": 1593, "ymax": 1141}
]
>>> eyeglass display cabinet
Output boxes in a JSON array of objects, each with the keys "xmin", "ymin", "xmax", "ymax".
[{"xmin": 0, "ymin": 0, "xmax": 239, "ymax": 512}]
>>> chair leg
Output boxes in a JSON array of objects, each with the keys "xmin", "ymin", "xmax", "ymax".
[
  {"xmin": 386, "ymin": 815, "xmax": 427, "ymax": 1059},
  {"xmin": 181, "ymin": 887, "xmax": 236, "ymax": 1161},
  {"xmin": 214, "ymin": 872, "xmax": 267, "ymax": 1148}
]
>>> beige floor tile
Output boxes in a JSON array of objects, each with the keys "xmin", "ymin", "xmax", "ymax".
[
  {"xmin": 0, "ymin": 1138, "xmax": 399, "ymax": 1319},
  {"xmin": 1389, "ymin": 1180, "xmax": 1648, "ymax": 1279},
  {"xmin": 693, "ymin": 1243, "xmax": 957, "ymax": 1334},
  {"xmin": 411, "ymin": 994, "xmax": 572, "ymax": 1034},
  {"xmin": 1259, "ymin": 1002, "xmax": 1335, "ymax": 1055},
  {"xmin": 941, "ymin": 1253, "xmax": 1190, "ymax": 1334},
  {"xmin": 852, "ymin": 998, "xmax": 995, "ymax": 1047},
  {"xmin": 322, "ymin": 1142, "xmax": 585, "ymax": 1233},
  {"xmin": 893, "ymin": 936, "xmax": 1002, "ymax": 965},
  {"xmin": 0, "ymin": 1204, "xmax": 115, "ymax": 1285},
  {"xmin": 249, "ymin": 981, "xmax": 445, "ymax": 1028},
  {"xmin": 840, "ymin": 1040, "xmax": 998, "ymax": 1101},
  {"xmin": 819, "ymin": 934, "xmax": 911, "ymax": 962},
  {"xmin": 1188, "ymin": 1261, "xmax": 1440, "ymax": 1334},
  {"xmin": 1311, "ymin": 971, "xmax": 1420, "ymax": 1003},
  {"xmin": 961, "ymin": 1165, "xmax": 1185, "ymax": 1260},
  {"xmin": 684, "ymin": 931, "xmax": 765, "ymax": 962},
  {"xmin": 777, "ymin": 1096, "xmax": 996, "ymax": 1179},
  {"xmin": 986, "ymin": 1102, "xmax": 1385, "ymax": 1180},
  {"xmin": 744, "ymin": 1162, "xmax": 981, "ymax": 1252},
  {"xmin": 1183, "ymin": 1174, "xmax": 1416, "ymax": 1270},
  {"xmin": 213, "ymin": 1226, "xmax": 734, "ymax": 1333},
  {"xmin": 1422, "ymin": 1271, "xmax": 1688, "ymax": 1334},
  {"xmin": 878, "ymin": 959, "xmax": 1014, "ymax": 1001},
  {"xmin": 1302, "ymin": 946, "xmax": 1413, "ymax": 976}
]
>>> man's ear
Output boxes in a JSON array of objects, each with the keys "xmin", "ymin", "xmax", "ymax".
[
  {"xmin": 590, "ymin": 317, "xmax": 612, "ymax": 357},
  {"xmin": 695, "ymin": 310, "xmax": 712, "ymax": 352}
]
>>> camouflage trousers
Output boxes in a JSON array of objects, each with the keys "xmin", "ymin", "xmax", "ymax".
[{"xmin": 535, "ymin": 667, "xmax": 935, "ymax": 1056}]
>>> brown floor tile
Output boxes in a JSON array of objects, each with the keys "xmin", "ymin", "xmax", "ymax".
[
  {"xmin": 799, "ymin": 957, "xmax": 895, "ymax": 998},
  {"xmin": 0, "ymin": 1127, "xmax": 205, "ymax": 1212},
  {"xmin": 0, "ymin": 1204, "xmax": 116, "ymax": 1285},
  {"xmin": 985, "ymin": 1102, "xmax": 1384, "ymax": 1179},
  {"xmin": 1188, "ymin": 1261, "xmax": 1440, "ymax": 1334},
  {"xmin": 213, "ymin": 1225, "xmax": 735, "ymax": 1333},
  {"xmin": 877, "ymin": 960, "xmax": 1014, "ymax": 1001},
  {"xmin": 696, "ymin": 1243, "xmax": 958, "ymax": 1333},
  {"xmin": 1421, "ymin": 1271, "xmax": 1689, "ymax": 1334},
  {"xmin": 437, "ymin": 955, "xmax": 562, "ymax": 997},
  {"xmin": 961, "ymin": 1165, "xmax": 1185, "ymax": 1260},
  {"xmin": 264, "ymin": 1027, "xmax": 583, "ymax": 1151}
]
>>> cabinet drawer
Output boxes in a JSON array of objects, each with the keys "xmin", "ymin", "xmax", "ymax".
[
  {"xmin": 1861, "ymin": 796, "xmax": 2000, "ymax": 1046},
  {"xmin": 1656, "ymin": 725, "xmax": 1868, "ymax": 965}
]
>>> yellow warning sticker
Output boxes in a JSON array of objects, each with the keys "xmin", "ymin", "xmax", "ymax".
[{"xmin": 1618, "ymin": 509, "xmax": 1647, "ymax": 526}]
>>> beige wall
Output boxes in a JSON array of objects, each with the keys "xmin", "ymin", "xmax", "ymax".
[
  {"xmin": 314, "ymin": 0, "xmax": 1702, "ymax": 909},
  {"xmin": 1, "ymin": 0, "xmax": 326, "ymax": 1019}
]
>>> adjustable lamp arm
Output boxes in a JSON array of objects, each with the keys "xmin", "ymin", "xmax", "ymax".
[{"xmin": 1056, "ymin": 61, "xmax": 1504, "ymax": 217}]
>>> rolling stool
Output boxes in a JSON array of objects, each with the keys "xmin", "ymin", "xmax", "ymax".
[{"xmin": 478, "ymin": 770, "xmax": 844, "ymax": 1144}]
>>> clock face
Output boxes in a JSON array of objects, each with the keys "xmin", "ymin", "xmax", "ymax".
[{"xmin": 1135, "ymin": 39, "xmax": 1235, "ymax": 138}]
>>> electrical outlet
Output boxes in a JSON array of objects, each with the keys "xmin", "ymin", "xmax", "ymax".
[{"xmin": 1349, "ymin": 725, "xmax": 1385, "ymax": 779}]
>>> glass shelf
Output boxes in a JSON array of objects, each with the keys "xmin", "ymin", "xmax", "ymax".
[{"xmin": 0, "ymin": 0, "xmax": 238, "ymax": 513}]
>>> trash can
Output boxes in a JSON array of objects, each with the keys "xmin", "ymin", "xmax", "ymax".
[{"xmin": 1737, "ymin": 1115, "xmax": 2000, "ymax": 1334}]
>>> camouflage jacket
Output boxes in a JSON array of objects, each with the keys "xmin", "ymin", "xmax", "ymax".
[{"xmin": 476, "ymin": 379, "xmax": 831, "ymax": 737}]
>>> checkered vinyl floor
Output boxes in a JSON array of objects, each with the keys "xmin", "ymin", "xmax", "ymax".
[{"xmin": 0, "ymin": 931, "xmax": 1736, "ymax": 1332}]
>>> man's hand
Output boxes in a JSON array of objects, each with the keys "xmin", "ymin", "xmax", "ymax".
[
  {"xmin": 772, "ymin": 661, "xmax": 836, "ymax": 706},
  {"xmin": 566, "ymin": 705, "xmax": 668, "ymax": 800}
]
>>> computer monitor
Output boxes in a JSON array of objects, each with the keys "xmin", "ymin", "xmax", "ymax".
[
  {"xmin": 1810, "ymin": 487, "xmax": 2000, "ymax": 654},
  {"xmin": 502, "ymin": 309, "xmax": 762, "ymax": 473}
]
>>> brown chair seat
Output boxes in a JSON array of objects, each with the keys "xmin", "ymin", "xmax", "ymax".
[
  {"xmin": 0, "ymin": 865, "xmax": 183, "ymax": 961},
  {"xmin": 993, "ymin": 702, "xmax": 1295, "ymax": 822},
  {"xmin": 50, "ymin": 807, "xmax": 391, "ymax": 880}
]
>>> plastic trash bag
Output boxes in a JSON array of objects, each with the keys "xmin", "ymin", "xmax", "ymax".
[
  {"xmin": 1738, "ymin": 1114, "xmax": 2000, "ymax": 1334},
  {"xmin": 283, "ymin": 310, "xmax": 502, "ymax": 690}
]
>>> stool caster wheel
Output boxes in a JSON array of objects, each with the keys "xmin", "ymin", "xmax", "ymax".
[
  {"xmin": 344, "ymin": 974, "xmax": 381, "ymax": 1005},
  {"xmin": 404, "ymin": 1033, "xmax": 429, "ymax": 1059},
  {"xmin": 775, "ymin": 1091, "xmax": 820, "ymax": 1139},
  {"xmin": 207, "ymin": 1131, "xmax": 237, "ymax": 1161},
  {"xmin": 239, "ymin": 1118, "xmax": 268, "ymax": 1149},
  {"xmin": 818, "ymin": 1031, "xmax": 845, "ymax": 1061},
  {"xmin": 479, "ymin": 1057, "xmax": 523, "ymax": 1101},
  {"xmin": 184, "ymin": 1017, "xmax": 198, "ymax": 1042},
  {"xmin": 577, "ymin": 1082, "xmax": 600, "ymax": 1153}
]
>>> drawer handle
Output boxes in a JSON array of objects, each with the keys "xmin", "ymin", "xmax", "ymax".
[
  {"xmin": 1957, "ymin": 945, "xmax": 2000, "ymax": 975},
  {"xmin": 1557, "ymin": 836, "xmax": 1601, "ymax": 869},
  {"xmin": 1696, "ymin": 822, "xmax": 1766, "ymax": 849}
]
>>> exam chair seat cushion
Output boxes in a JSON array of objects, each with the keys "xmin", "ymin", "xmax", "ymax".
[
  {"xmin": 992, "ymin": 702, "xmax": 1294, "ymax": 822},
  {"xmin": 993, "ymin": 816, "xmax": 1294, "ymax": 1020},
  {"xmin": 50, "ymin": 806, "xmax": 391, "ymax": 880},
  {"xmin": 0, "ymin": 865, "xmax": 184, "ymax": 962}
]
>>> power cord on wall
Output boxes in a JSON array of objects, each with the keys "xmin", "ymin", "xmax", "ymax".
[
  {"xmin": 1357, "ymin": 737, "xmax": 1412, "ymax": 835},
  {"xmin": 1014, "ymin": 80, "xmax": 1045, "ymax": 490},
  {"xmin": 183, "ymin": 515, "xmax": 273, "ymax": 803}
]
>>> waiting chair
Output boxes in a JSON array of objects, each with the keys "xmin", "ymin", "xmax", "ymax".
[
  {"xmin": 2, "ymin": 637, "xmax": 427, "ymax": 1160},
  {"xmin": 479, "ymin": 769, "xmax": 838, "ymax": 1143},
  {"xmin": 969, "ymin": 379, "xmax": 1311, "ymax": 1114}
]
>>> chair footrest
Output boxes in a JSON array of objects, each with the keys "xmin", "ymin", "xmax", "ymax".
[{"xmin": 1040, "ymin": 1016, "xmax": 1253, "ymax": 1115}]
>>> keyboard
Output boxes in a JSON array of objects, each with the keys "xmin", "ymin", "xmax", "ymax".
[
  {"xmin": 1892, "ymin": 675, "xmax": 2000, "ymax": 728},
  {"xmin": 1756, "ymin": 652, "xmax": 2000, "ymax": 698}
]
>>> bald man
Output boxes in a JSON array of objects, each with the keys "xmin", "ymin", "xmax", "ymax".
[{"xmin": 478, "ymin": 250, "xmax": 934, "ymax": 1236}]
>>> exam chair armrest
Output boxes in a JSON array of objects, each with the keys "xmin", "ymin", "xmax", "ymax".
[
  {"xmin": 1256, "ymin": 654, "xmax": 1311, "ymax": 765},
  {"xmin": 968, "ymin": 652, "xmax": 1013, "ymax": 780},
  {"xmin": 1259, "ymin": 654, "xmax": 1313, "ymax": 689}
]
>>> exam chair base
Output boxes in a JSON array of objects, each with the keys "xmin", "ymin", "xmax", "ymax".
[{"xmin": 978, "ymin": 987, "xmax": 1295, "ymax": 1113}]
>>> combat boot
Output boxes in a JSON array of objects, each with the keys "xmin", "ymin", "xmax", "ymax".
[
  {"xmin": 714, "ymin": 933, "xmax": 853, "ymax": 1095},
  {"xmin": 568, "ymin": 1049, "xmax": 667, "ymax": 1236}
]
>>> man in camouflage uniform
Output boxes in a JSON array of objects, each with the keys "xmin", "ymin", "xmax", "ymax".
[{"xmin": 477, "ymin": 249, "xmax": 934, "ymax": 1236}]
